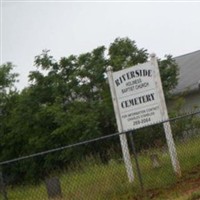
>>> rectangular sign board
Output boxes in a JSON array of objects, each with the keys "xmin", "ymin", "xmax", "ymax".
[
  {"xmin": 107, "ymin": 55, "xmax": 181, "ymax": 178},
  {"xmin": 112, "ymin": 62, "xmax": 162, "ymax": 131}
]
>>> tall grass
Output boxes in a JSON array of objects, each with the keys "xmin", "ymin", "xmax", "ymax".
[{"xmin": 1, "ymin": 136, "xmax": 200, "ymax": 200}]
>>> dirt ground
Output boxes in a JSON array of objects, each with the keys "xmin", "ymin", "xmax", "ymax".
[{"xmin": 143, "ymin": 165, "xmax": 200, "ymax": 200}]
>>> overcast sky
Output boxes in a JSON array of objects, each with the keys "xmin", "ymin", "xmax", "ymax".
[{"xmin": 1, "ymin": 1, "xmax": 200, "ymax": 90}]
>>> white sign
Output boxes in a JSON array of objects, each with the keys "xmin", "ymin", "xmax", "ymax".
[
  {"xmin": 112, "ymin": 62, "xmax": 162, "ymax": 131},
  {"xmin": 107, "ymin": 55, "xmax": 181, "ymax": 179}
]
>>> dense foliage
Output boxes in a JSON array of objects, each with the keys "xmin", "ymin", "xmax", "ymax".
[{"xmin": 0, "ymin": 37, "xmax": 179, "ymax": 184}]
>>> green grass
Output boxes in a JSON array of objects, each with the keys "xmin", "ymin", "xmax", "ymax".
[
  {"xmin": 177, "ymin": 137, "xmax": 200, "ymax": 170},
  {"xmin": 2, "ymin": 136, "xmax": 200, "ymax": 200},
  {"xmin": 186, "ymin": 192, "xmax": 200, "ymax": 200}
]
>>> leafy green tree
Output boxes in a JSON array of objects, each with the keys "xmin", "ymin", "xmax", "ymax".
[
  {"xmin": 0, "ymin": 63, "xmax": 19, "ymax": 160},
  {"xmin": 0, "ymin": 62, "xmax": 18, "ymax": 91},
  {"xmin": 158, "ymin": 55, "xmax": 179, "ymax": 98},
  {"xmin": 108, "ymin": 37, "xmax": 148, "ymax": 70}
]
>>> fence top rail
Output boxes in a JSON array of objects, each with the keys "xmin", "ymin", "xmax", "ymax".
[{"xmin": 0, "ymin": 110, "xmax": 200, "ymax": 166}]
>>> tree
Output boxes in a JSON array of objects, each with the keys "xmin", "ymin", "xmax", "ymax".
[
  {"xmin": 0, "ymin": 62, "xmax": 18, "ymax": 91},
  {"xmin": 0, "ymin": 62, "xmax": 19, "ymax": 116},
  {"xmin": 0, "ymin": 62, "xmax": 19, "ymax": 161},
  {"xmin": 108, "ymin": 37, "xmax": 148, "ymax": 70},
  {"xmin": 158, "ymin": 55, "xmax": 179, "ymax": 99}
]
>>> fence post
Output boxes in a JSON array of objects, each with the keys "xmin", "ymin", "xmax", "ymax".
[
  {"xmin": 128, "ymin": 132, "xmax": 144, "ymax": 191},
  {"xmin": 0, "ymin": 167, "xmax": 8, "ymax": 200}
]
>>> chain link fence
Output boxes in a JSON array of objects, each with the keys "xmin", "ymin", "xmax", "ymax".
[{"xmin": 0, "ymin": 111, "xmax": 200, "ymax": 200}]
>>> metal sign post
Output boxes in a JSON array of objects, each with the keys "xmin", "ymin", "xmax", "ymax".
[
  {"xmin": 107, "ymin": 66, "xmax": 134, "ymax": 183},
  {"xmin": 150, "ymin": 54, "xmax": 181, "ymax": 177}
]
